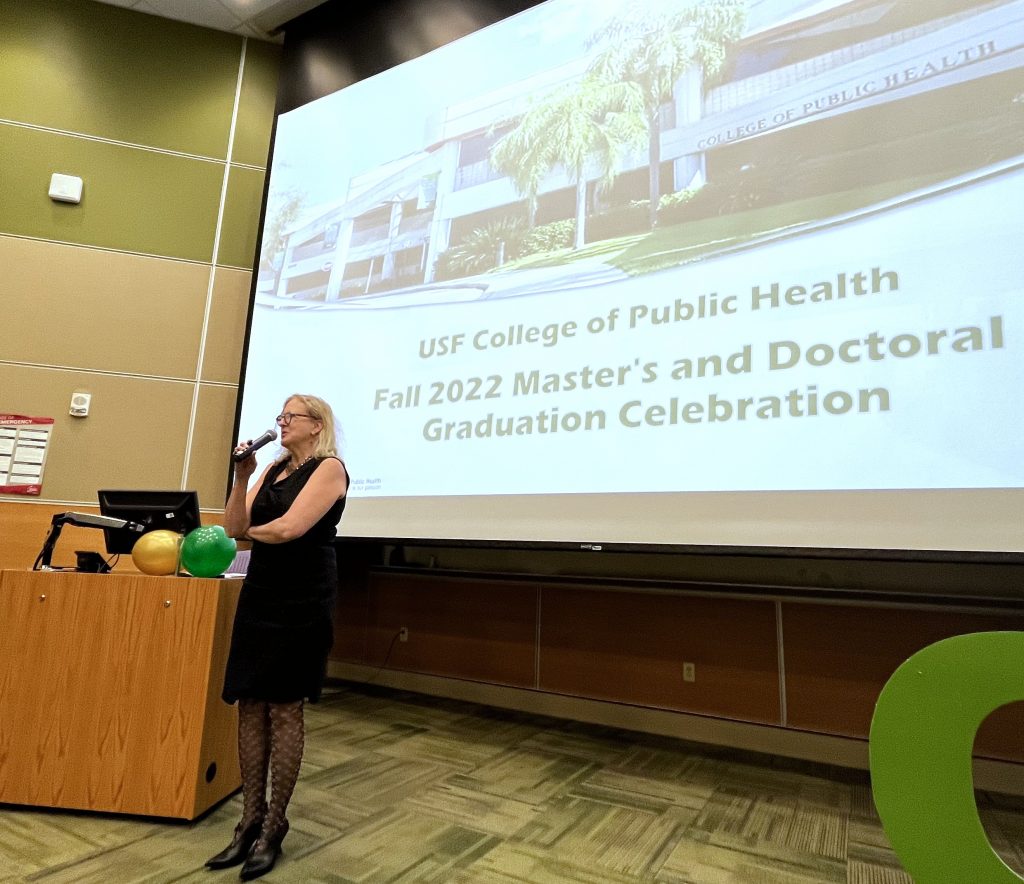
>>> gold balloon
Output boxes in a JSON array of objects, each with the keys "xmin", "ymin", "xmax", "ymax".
[{"xmin": 131, "ymin": 529, "xmax": 182, "ymax": 576}]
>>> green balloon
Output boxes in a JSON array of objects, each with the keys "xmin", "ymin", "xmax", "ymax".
[
  {"xmin": 180, "ymin": 525, "xmax": 237, "ymax": 578},
  {"xmin": 869, "ymin": 632, "xmax": 1024, "ymax": 884}
]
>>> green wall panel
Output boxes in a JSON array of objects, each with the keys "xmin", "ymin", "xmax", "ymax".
[
  {"xmin": 0, "ymin": 0, "xmax": 241, "ymax": 158},
  {"xmin": 0, "ymin": 124, "xmax": 223, "ymax": 261},
  {"xmin": 232, "ymin": 39, "xmax": 281, "ymax": 168},
  {"xmin": 218, "ymin": 165, "xmax": 266, "ymax": 269}
]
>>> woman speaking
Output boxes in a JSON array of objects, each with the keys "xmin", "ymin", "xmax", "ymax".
[{"xmin": 206, "ymin": 393, "xmax": 348, "ymax": 880}]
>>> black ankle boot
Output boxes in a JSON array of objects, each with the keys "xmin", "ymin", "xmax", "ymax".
[
  {"xmin": 205, "ymin": 819, "xmax": 263, "ymax": 870},
  {"xmin": 239, "ymin": 820, "xmax": 289, "ymax": 881}
]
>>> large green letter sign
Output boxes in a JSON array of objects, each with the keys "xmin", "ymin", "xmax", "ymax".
[{"xmin": 869, "ymin": 631, "xmax": 1024, "ymax": 883}]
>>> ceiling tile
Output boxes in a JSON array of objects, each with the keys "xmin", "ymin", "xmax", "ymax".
[
  {"xmin": 89, "ymin": 0, "xmax": 328, "ymax": 40},
  {"xmin": 133, "ymin": 0, "xmax": 243, "ymax": 32}
]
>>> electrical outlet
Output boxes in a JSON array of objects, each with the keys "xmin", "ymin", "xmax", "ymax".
[
  {"xmin": 399, "ymin": 626, "xmax": 409, "ymax": 642},
  {"xmin": 683, "ymin": 662, "xmax": 696, "ymax": 682}
]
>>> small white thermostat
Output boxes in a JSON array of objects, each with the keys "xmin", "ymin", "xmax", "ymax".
[
  {"xmin": 70, "ymin": 391, "xmax": 91, "ymax": 417},
  {"xmin": 49, "ymin": 173, "xmax": 83, "ymax": 204}
]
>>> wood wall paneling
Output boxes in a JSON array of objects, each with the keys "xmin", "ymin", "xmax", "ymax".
[
  {"xmin": 539, "ymin": 585, "xmax": 781, "ymax": 724},
  {"xmin": 332, "ymin": 587, "xmax": 369, "ymax": 664},
  {"xmin": 0, "ymin": 502, "xmax": 122, "ymax": 573},
  {"xmin": 364, "ymin": 573, "xmax": 536, "ymax": 687},
  {"xmin": 781, "ymin": 601, "xmax": 1024, "ymax": 761},
  {"xmin": 333, "ymin": 571, "xmax": 372, "ymax": 664}
]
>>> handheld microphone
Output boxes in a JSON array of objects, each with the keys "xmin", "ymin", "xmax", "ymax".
[{"xmin": 232, "ymin": 429, "xmax": 278, "ymax": 462}]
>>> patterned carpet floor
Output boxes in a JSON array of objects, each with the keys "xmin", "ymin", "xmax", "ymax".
[{"xmin": 2, "ymin": 681, "xmax": 1023, "ymax": 883}]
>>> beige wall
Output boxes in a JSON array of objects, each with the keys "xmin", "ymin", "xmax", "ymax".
[{"xmin": 0, "ymin": 0, "xmax": 280, "ymax": 567}]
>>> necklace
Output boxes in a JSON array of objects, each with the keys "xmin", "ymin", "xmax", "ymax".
[{"xmin": 286, "ymin": 454, "xmax": 314, "ymax": 474}]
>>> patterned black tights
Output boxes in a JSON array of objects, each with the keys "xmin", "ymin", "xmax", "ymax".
[
  {"xmin": 236, "ymin": 699, "xmax": 269, "ymax": 829},
  {"xmin": 264, "ymin": 700, "xmax": 305, "ymax": 837},
  {"xmin": 236, "ymin": 699, "xmax": 305, "ymax": 840}
]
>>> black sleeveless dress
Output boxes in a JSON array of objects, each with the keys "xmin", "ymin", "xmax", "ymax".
[{"xmin": 222, "ymin": 456, "xmax": 347, "ymax": 704}]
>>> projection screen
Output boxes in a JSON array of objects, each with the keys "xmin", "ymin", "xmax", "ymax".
[{"xmin": 236, "ymin": 0, "xmax": 1024, "ymax": 552}]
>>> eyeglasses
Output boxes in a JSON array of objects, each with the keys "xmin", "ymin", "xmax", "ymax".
[{"xmin": 275, "ymin": 412, "xmax": 315, "ymax": 426}]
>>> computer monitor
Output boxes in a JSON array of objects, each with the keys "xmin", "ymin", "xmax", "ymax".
[{"xmin": 97, "ymin": 489, "xmax": 202, "ymax": 554}]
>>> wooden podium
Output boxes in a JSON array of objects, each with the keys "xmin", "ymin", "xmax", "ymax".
[{"xmin": 0, "ymin": 569, "xmax": 242, "ymax": 819}]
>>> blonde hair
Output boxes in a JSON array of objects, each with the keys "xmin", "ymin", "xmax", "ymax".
[{"xmin": 281, "ymin": 393, "xmax": 341, "ymax": 460}]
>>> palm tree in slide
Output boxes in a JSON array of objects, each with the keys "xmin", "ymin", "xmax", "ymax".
[
  {"xmin": 490, "ymin": 78, "xmax": 646, "ymax": 250},
  {"xmin": 589, "ymin": 0, "xmax": 746, "ymax": 228}
]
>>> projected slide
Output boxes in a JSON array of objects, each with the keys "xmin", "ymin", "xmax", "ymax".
[{"xmin": 239, "ymin": 0, "xmax": 1024, "ymax": 548}]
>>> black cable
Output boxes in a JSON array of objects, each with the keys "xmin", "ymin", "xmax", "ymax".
[{"xmin": 362, "ymin": 629, "xmax": 402, "ymax": 685}]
